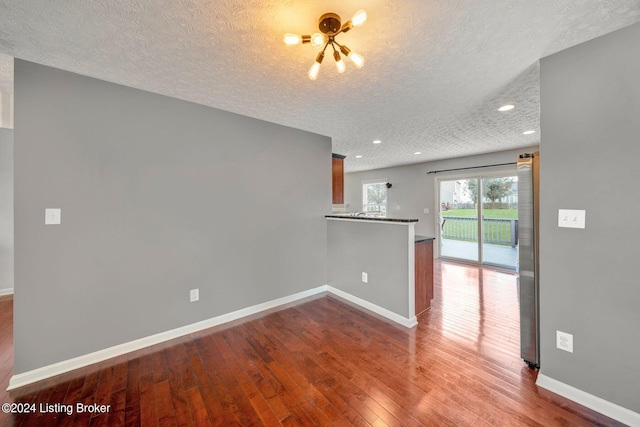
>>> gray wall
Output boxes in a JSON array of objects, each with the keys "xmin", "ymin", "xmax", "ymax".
[
  {"xmin": 0, "ymin": 92, "xmax": 13, "ymax": 129},
  {"xmin": 327, "ymin": 219, "xmax": 410, "ymax": 317},
  {"xmin": 344, "ymin": 146, "xmax": 538, "ymax": 239},
  {"xmin": 14, "ymin": 60, "xmax": 331, "ymax": 373},
  {"xmin": 539, "ymin": 23, "xmax": 640, "ymax": 412},
  {"xmin": 0, "ymin": 128, "xmax": 12, "ymax": 293}
]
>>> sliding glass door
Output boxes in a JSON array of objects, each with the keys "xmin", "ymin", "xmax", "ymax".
[
  {"xmin": 439, "ymin": 178, "xmax": 479, "ymax": 262},
  {"xmin": 438, "ymin": 172, "xmax": 518, "ymax": 269},
  {"xmin": 480, "ymin": 176, "xmax": 518, "ymax": 267}
]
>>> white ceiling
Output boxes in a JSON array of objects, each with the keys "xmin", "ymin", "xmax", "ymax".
[{"xmin": 0, "ymin": 0, "xmax": 638, "ymax": 172}]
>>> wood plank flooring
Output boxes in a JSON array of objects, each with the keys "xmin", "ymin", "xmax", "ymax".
[{"xmin": 0, "ymin": 260, "xmax": 626, "ymax": 426}]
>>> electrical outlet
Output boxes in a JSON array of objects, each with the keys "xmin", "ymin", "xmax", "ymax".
[
  {"xmin": 558, "ymin": 209, "xmax": 586, "ymax": 229},
  {"xmin": 190, "ymin": 289, "xmax": 199, "ymax": 302},
  {"xmin": 45, "ymin": 208, "xmax": 62, "ymax": 225},
  {"xmin": 556, "ymin": 330, "xmax": 573, "ymax": 353},
  {"xmin": 361, "ymin": 272, "xmax": 368, "ymax": 283},
  {"xmin": 423, "ymin": 208, "xmax": 429, "ymax": 214}
]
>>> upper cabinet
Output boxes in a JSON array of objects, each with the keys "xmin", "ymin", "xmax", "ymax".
[{"xmin": 332, "ymin": 153, "xmax": 345, "ymax": 204}]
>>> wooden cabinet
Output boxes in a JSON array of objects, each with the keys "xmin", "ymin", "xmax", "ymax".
[
  {"xmin": 415, "ymin": 238, "xmax": 434, "ymax": 315},
  {"xmin": 332, "ymin": 154, "xmax": 345, "ymax": 204}
]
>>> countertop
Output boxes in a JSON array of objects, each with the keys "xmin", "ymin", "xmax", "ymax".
[
  {"xmin": 415, "ymin": 235, "xmax": 436, "ymax": 243},
  {"xmin": 325, "ymin": 214, "xmax": 418, "ymax": 223}
]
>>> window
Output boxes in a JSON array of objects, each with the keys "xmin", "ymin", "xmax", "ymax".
[{"xmin": 362, "ymin": 181, "xmax": 387, "ymax": 217}]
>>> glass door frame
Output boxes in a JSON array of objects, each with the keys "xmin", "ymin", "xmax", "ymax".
[{"xmin": 434, "ymin": 166, "xmax": 518, "ymax": 268}]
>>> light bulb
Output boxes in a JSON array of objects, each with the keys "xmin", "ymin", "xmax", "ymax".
[
  {"xmin": 308, "ymin": 62, "xmax": 321, "ymax": 80},
  {"xmin": 308, "ymin": 51, "xmax": 325, "ymax": 80},
  {"xmin": 351, "ymin": 10, "xmax": 367, "ymax": 27},
  {"xmin": 348, "ymin": 51, "xmax": 365, "ymax": 68},
  {"xmin": 283, "ymin": 33, "xmax": 302, "ymax": 45},
  {"xmin": 339, "ymin": 45, "xmax": 365, "ymax": 69},
  {"xmin": 334, "ymin": 51, "xmax": 345, "ymax": 74},
  {"xmin": 310, "ymin": 33, "xmax": 326, "ymax": 48}
]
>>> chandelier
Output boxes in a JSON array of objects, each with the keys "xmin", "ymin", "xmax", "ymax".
[{"xmin": 283, "ymin": 10, "xmax": 367, "ymax": 80}]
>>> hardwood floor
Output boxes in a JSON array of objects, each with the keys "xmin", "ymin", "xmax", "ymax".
[{"xmin": 0, "ymin": 261, "xmax": 626, "ymax": 426}]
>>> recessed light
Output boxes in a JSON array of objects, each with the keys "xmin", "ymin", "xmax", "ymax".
[
  {"xmin": 523, "ymin": 130, "xmax": 536, "ymax": 135},
  {"xmin": 414, "ymin": 152, "xmax": 422, "ymax": 155},
  {"xmin": 373, "ymin": 140, "xmax": 382, "ymax": 144},
  {"xmin": 498, "ymin": 104, "xmax": 515, "ymax": 112},
  {"xmin": 355, "ymin": 155, "xmax": 363, "ymax": 158}
]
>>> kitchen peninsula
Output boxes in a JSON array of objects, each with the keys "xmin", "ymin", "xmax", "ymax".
[{"xmin": 326, "ymin": 215, "xmax": 434, "ymax": 328}]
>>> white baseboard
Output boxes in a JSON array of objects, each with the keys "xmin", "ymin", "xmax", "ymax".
[
  {"xmin": 8, "ymin": 284, "xmax": 418, "ymax": 391},
  {"xmin": 0, "ymin": 288, "xmax": 13, "ymax": 296},
  {"xmin": 8, "ymin": 285, "xmax": 329, "ymax": 391},
  {"xmin": 326, "ymin": 286, "xmax": 418, "ymax": 329},
  {"xmin": 536, "ymin": 373, "xmax": 640, "ymax": 427}
]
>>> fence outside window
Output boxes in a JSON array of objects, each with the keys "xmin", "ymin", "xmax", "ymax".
[{"xmin": 441, "ymin": 216, "xmax": 518, "ymax": 247}]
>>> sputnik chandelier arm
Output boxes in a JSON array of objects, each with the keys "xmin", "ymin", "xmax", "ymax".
[{"xmin": 283, "ymin": 9, "xmax": 367, "ymax": 80}]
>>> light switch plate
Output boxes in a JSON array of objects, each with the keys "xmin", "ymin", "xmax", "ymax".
[
  {"xmin": 558, "ymin": 209, "xmax": 586, "ymax": 229},
  {"xmin": 45, "ymin": 208, "xmax": 61, "ymax": 225},
  {"xmin": 423, "ymin": 208, "xmax": 430, "ymax": 214},
  {"xmin": 190, "ymin": 289, "xmax": 199, "ymax": 302}
]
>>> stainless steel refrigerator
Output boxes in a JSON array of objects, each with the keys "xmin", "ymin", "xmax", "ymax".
[{"xmin": 517, "ymin": 152, "xmax": 540, "ymax": 369}]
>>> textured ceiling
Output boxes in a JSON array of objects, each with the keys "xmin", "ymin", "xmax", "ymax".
[{"xmin": 0, "ymin": 0, "xmax": 639, "ymax": 172}]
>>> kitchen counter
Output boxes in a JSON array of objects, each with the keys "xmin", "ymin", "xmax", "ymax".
[
  {"xmin": 326, "ymin": 215, "xmax": 436, "ymax": 326},
  {"xmin": 325, "ymin": 214, "xmax": 418, "ymax": 223},
  {"xmin": 326, "ymin": 215, "xmax": 422, "ymax": 328}
]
